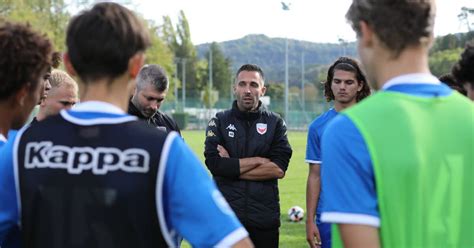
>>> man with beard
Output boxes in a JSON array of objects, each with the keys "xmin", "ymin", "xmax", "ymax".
[
  {"xmin": 204, "ymin": 64, "xmax": 292, "ymax": 248},
  {"xmin": 128, "ymin": 64, "xmax": 180, "ymax": 134}
]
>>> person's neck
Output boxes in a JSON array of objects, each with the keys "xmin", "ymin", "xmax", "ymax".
[
  {"xmin": 36, "ymin": 108, "xmax": 46, "ymax": 121},
  {"xmin": 79, "ymin": 74, "xmax": 133, "ymax": 111},
  {"xmin": 0, "ymin": 103, "xmax": 14, "ymax": 138},
  {"xmin": 374, "ymin": 46, "xmax": 431, "ymax": 89},
  {"xmin": 334, "ymin": 100, "xmax": 356, "ymax": 112}
]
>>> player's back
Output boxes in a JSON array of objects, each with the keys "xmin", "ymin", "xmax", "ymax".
[{"xmin": 15, "ymin": 102, "xmax": 169, "ymax": 248}]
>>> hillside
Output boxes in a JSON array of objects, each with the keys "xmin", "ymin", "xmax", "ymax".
[{"xmin": 196, "ymin": 34, "xmax": 357, "ymax": 85}]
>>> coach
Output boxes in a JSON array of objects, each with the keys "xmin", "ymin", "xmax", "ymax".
[{"xmin": 204, "ymin": 64, "xmax": 292, "ymax": 248}]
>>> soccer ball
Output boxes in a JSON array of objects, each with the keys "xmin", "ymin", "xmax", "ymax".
[{"xmin": 288, "ymin": 206, "xmax": 304, "ymax": 222}]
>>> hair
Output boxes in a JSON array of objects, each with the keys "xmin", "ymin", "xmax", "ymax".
[
  {"xmin": 66, "ymin": 2, "xmax": 151, "ymax": 83},
  {"xmin": 49, "ymin": 69, "xmax": 77, "ymax": 90},
  {"xmin": 51, "ymin": 51, "xmax": 62, "ymax": 69},
  {"xmin": 0, "ymin": 21, "xmax": 52, "ymax": 100},
  {"xmin": 136, "ymin": 64, "xmax": 168, "ymax": 92},
  {"xmin": 235, "ymin": 64, "xmax": 265, "ymax": 84},
  {"xmin": 452, "ymin": 43, "xmax": 474, "ymax": 89},
  {"xmin": 438, "ymin": 73, "xmax": 467, "ymax": 96},
  {"xmin": 324, "ymin": 57, "xmax": 371, "ymax": 102},
  {"xmin": 346, "ymin": 0, "xmax": 435, "ymax": 57}
]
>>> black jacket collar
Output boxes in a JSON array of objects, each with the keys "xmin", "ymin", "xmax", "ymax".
[{"xmin": 231, "ymin": 100, "xmax": 264, "ymax": 121}]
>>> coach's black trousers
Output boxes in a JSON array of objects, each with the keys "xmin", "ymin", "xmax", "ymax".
[{"xmin": 244, "ymin": 225, "xmax": 279, "ymax": 248}]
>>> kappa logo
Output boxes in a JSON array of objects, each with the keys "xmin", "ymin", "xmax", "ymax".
[
  {"xmin": 24, "ymin": 141, "xmax": 149, "ymax": 175},
  {"xmin": 256, "ymin": 123, "xmax": 267, "ymax": 135},
  {"xmin": 226, "ymin": 124, "xmax": 237, "ymax": 131},
  {"xmin": 208, "ymin": 119, "xmax": 216, "ymax": 127},
  {"xmin": 207, "ymin": 130, "xmax": 216, "ymax": 137},
  {"xmin": 156, "ymin": 126, "xmax": 167, "ymax": 132}
]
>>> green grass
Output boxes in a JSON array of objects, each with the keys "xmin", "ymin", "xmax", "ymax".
[{"xmin": 181, "ymin": 130, "xmax": 309, "ymax": 247}]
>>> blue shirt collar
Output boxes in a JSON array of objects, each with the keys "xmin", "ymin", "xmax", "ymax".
[{"xmin": 382, "ymin": 73, "xmax": 440, "ymax": 90}]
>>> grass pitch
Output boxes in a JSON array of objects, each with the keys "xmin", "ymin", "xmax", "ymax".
[{"xmin": 181, "ymin": 130, "xmax": 309, "ymax": 247}]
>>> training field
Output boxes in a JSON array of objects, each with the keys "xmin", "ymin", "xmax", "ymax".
[{"xmin": 181, "ymin": 130, "xmax": 308, "ymax": 248}]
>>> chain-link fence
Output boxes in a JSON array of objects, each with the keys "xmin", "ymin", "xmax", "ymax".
[{"xmin": 160, "ymin": 95, "xmax": 332, "ymax": 131}]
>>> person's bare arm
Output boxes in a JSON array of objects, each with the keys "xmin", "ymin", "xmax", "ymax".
[
  {"xmin": 231, "ymin": 237, "xmax": 254, "ymax": 248},
  {"xmin": 306, "ymin": 163, "xmax": 322, "ymax": 248},
  {"xmin": 239, "ymin": 162, "xmax": 284, "ymax": 180},
  {"xmin": 339, "ymin": 224, "xmax": 380, "ymax": 248}
]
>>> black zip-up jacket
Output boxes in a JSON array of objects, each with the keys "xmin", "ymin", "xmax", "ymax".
[
  {"xmin": 128, "ymin": 100, "xmax": 181, "ymax": 135},
  {"xmin": 204, "ymin": 101, "xmax": 292, "ymax": 229}
]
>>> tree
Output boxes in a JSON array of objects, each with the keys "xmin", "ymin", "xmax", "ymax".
[
  {"xmin": 172, "ymin": 11, "xmax": 202, "ymax": 97},
  {"xmin": 1, "ymin": 0, "xmax": 70, "ymax": 52},
  {"xmin": 145, "ymin": 19, "xmax": 177, "ymax": 101},
  {"xmin": 429, "ymin": 48, "xmax": 463, "ymax": 77},
  {"xmin": 458, "ymin": 7, "xmax": 474, "ymax": 31},
  {"xmin": 203, "ymin": 42, "xmax": 233, "ymax": 99}
]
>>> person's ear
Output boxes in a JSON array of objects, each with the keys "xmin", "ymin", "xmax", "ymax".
[
  {"xmin": 261, "ymin": 86, "xmax": 266, "ymax": 96},
  {"xmin": 128, "ymin": 53, "xmax": 145, "ymax": 79},
  {"xmin": 358, "ymin": 81, "xmax": 364, "ymax": 92},
  {"xmin": 359, "ymin": 21, "xmax": 374, "ymax": 48},
  {"xmin": 63, "ymin": 53, "xmax": 77, "ymax": 77}
]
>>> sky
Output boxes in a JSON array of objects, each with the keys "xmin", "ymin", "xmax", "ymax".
[{"xmin": 124, "ymin": 0, "xmax": 474, "ymax": 45}]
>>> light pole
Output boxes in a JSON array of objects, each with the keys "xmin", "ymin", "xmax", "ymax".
[
  {"xmin": 301, "ymin": 52, "xmax": 305, "ymax": 114},
  {"xmin": 181, "ymin": 58, "xmax": 186, "ymax": 110},
  {"xmin": 209, "ymin": 46, "xmax": 213, "ymax": 90},
  {"xmin": 282, "ymin": 2, "xmax": 290, "ymax": 122},
  {"xmin": 175, "ymin": 57, "xmax": 187, "ymax": 111},
  {"xmin": 174, "ymin": 62, "xmax": 178, "ymax": 110}
]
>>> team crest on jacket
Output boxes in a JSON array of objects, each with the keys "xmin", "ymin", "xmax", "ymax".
[{"xmin": 256, "ymin": 123, "xmax": 267, "ymax": 135}]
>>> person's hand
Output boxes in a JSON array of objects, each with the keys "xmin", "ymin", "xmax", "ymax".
[
  {"xmin": 306, "ymin": 221, "xmax": 322, "ymax": 248},
  {"xmin": 217, "ymin": 145, "xmax": 230, "ymax": 158}
]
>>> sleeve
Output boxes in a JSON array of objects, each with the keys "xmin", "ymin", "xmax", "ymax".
[
  {"xmin": 160, "ymin": 133, "xmax": 248, "ymax": 247},
  {"xmin": 203, "ymin": 116, "xmax": 240, "ymax": 179},
  {"xmin": 268, "ymin": 116, "xmax": 292, "ymax": 172},
  {"xmin": 168, "ymin": 115, "xmax": 181, "ymax": 136},
  {"xmin": 320, "ymin": 115, "xmax": 380, "ymax": 227},
  {"xmin": 0, "ymin": 131, "xmax": 21, "ymax": 247},
  {"xmin": 305, "ymin": 121, "xmax": 321, "ymax": 164}
]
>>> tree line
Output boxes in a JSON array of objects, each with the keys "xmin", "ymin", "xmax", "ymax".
[{"xmin": 1, "ymin": 0, "xmax": 473, "ymax": 109}]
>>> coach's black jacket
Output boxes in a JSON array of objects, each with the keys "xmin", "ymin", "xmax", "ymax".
[
  {"xmin": 204, "ymin": 100, "xmax": 292, "ymax": 229},
  {"xmin": 128, "ymin": 100, "xmax": 181, "ymax": 135}
]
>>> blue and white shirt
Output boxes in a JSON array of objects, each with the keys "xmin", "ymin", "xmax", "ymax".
[
  {"xmin": 320, "ymin": 74, "xmax": 453, "ymax": 227},
  {"xmin": 305, "ymin": 108, "xmax": 338, "ymax": 215},
  {"xmin": 0, "ymin": 101, "xmax": 247, "ymax": 248}
]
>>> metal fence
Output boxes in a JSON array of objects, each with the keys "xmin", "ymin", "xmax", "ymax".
[{"xmin": 160, "ymin": 95, "xmax": 332, "ymax": 131}]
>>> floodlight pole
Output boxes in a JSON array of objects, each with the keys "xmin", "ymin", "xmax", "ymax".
[{"xmin": 282, "ymin": 3, "xmax": 290, "ymax": 122}]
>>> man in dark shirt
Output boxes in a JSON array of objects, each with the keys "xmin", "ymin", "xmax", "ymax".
[
  {"xmin": 204, "ymin": 64, "xmax": 292, "ymax": 248},
  {"xmin": 128, "ymin": 64, "xmax": 181, "ymax": 134}
]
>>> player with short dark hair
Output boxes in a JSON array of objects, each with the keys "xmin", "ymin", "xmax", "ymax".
[
  {"xmin": 0, "ymin": 21, "xmax": 52, "ymax": 146},
  {"xmin": 452, "ymin": 43, "xmax": 474, "ymax": 100},
  {"xmin": 205, "ymin": 63, "xmax": 292, "ymax": 248},
  {"xmin": 129, "ymin": 64, "xmax": 181, "ymax": 134},
  {"xmin": 321, "ymin": 1, "xmax": 474, "ymax": 247},
  {"xmin": 305, "ymin": 57, "xmax": 370, "ymax": 248},
  {"xmin": 0, "ymin": 3, "xmax": 252, "ymax": 248}
]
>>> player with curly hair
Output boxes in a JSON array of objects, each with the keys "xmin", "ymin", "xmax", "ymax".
[
  {"xmin": 452, "ymin": 43, "xmax": 474, "ymax": 100},
  {"xmin": 0, "ymin": 21, "xmax": 52, "ymax": 146}
]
